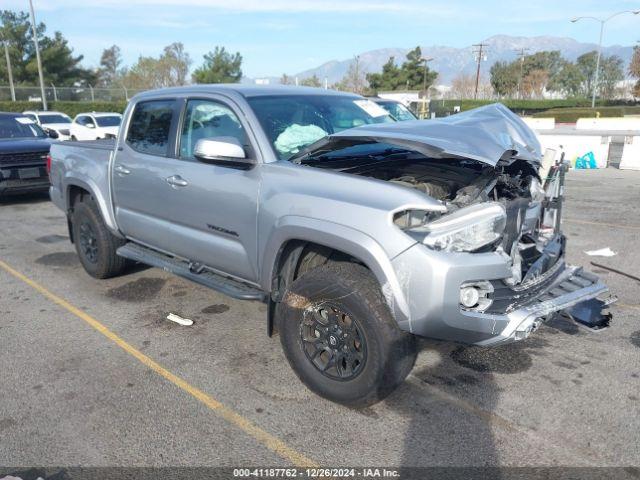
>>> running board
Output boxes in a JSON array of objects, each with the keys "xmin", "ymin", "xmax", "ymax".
[{"xmin": 116, "ymin": 242, "xmax": 266, "ymax": 301}]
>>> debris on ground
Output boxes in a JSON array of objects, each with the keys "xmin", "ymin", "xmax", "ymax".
[
  {"xmin": 166, "ymin": 313, "xmax": 194, "ymax": 326},
  {"xmin": 584, "ymin": 247, "xmax": 617, "ymax": 257}
]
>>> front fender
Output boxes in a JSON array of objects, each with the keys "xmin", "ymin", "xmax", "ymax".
[{"xmin": 260, "ymin": 215, "xmax": 413, "ymax": 329}]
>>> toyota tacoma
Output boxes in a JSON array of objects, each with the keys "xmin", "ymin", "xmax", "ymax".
[{"xmin": 48, "ymin": 86, "xmax": 614, "ymax": 406}]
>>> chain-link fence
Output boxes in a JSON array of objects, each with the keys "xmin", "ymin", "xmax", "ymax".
[{"xmin": 0, "ymin": 85, "xmax": 146, "ymax": 102}]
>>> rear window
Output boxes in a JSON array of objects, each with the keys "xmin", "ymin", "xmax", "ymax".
[
  {"xmin": 39, "ymin": 114, "xmax": 71, "ymax": 124},
  {"xmin": 126, "ymin": 100, "xmax": 174, "ymax": 156},
  {"xmin": 96, "ymin": 115, "xmax": 121, "ymax": 127}
]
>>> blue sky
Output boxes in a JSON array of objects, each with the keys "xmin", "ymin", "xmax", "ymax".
[{"xmin": 5, "ymin": 0, "xmax": 640, "ymax": 77}]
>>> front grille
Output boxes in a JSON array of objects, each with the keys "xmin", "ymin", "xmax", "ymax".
[
  {"xmin": 487, "ymin": 259, "xmax": 565, "ymax": 313},
  {"xmin": 0, "ymin": 151, "xmax": 48, "ymax": 167}
]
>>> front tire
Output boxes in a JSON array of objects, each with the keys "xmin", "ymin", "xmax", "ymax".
[
  {"xmin": 72, "ymin": 197, "xmax": 127, "ymax": 279},
  {"xmin": 277, "ymin": 263, "xmax": 417, "ymax": 407}
]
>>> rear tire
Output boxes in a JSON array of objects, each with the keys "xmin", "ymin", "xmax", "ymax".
[
  {"xmin": 277, "ymin": 263, "xmax": 417, "ymax": 407},
  {"xmin": 72, "ymin": 196, "xmax": 127, "ymax": 279}
]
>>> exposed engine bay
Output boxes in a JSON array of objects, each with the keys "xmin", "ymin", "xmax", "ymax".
[{"xmin": 299, "ymin": 143, "xmax": 554, "ymax": 288}]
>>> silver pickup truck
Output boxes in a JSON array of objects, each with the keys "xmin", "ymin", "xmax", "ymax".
[{"xmin": 49, "ymin": 85, "xmax": 614, "ymax": 407}]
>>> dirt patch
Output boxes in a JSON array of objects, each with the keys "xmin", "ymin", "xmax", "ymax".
[
  {"xmin": 201, "ymin": 304, "xmax": 230, "ymax": 315},
  {"xmin": 630, "ymin": 331, "xmax": 640, "ymax": 349},
  {"xmin": 35, "ymin": 234, "xmax": 68, "ymax": 244},
  {"xmin": 35, "ymin": 252, "xmax": 78, "ymax": 267},
  {"xmin": 106, "ymin": 277, "xmax": 166, "ymax": 302}
]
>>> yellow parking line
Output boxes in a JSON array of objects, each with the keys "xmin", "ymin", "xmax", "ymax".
[
  {"xmin": 563, "ymin": 218, "xmax": 640, "ymax": 231},
  {"xmin": 0, "ymin": 259, "xmax": 317, "ymax": 468}
]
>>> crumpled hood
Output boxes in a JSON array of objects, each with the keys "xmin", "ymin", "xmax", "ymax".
[{"xmin": 329, "ymin": 103, "xmax": 541, "ymax": 167}]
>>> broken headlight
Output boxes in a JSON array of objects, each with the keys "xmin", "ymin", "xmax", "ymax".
[{"xmin": 396, "ymin": 203, "xmax": 506, "ymax": 252}]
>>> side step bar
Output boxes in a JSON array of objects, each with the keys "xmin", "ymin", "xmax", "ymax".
[{"xmin": 117, "ymin": 242, "xmax": 266, "ymax": 301}]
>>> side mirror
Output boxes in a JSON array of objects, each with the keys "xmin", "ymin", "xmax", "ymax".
[
  {"xmin": 193, "ymin": 137, "xmax": 254, "ymax": 169},
  {"xmin": 86, "ymin": 123, "xmax": 95, "ymax": 129},
  {"xmin": 45, "ymin": 128, "xmax": 59, "ymax": 139}
]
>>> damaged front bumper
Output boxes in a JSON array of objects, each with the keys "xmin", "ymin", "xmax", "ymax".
[
  {"xmin": 390, "ymin": 242, "xmax": 614, "ymax": 347},
  {"xmin": 473, "ymin": 265, "xmax": 612, "ymax": 346}
]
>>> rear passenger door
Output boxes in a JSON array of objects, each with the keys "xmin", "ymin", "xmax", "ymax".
[{"xmin": 112, "ymin": 98, "xmax": 181, "ymax": 256}]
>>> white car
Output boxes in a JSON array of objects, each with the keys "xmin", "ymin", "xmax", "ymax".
[
  {"xmin": 23, "ymin": 110, "xmax": 73, "ymax": 141},
  {"xmin": 70, "ymin": 112, "xmax": 122, "ymax": 141}
]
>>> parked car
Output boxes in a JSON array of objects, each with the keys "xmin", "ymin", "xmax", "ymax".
[
  {"xmin": 369, "ymin": 97, "xmax": 418, "ymax": 121},
  {"xmin": 70, "ymin": 112, "xmax": 122, "ymax": 141},
  {"xmin": 48, "ymin": 86, "xmax": 614, "ymax": 407},
  {"xmin": 23, "ymin": 110, "xmax": 73, "ymax": 140},
  {"xmin": 0, "ymin": 112, "xmax": 54, "ymax": 197}
]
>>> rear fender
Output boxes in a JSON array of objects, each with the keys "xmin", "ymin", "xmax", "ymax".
[{"xmin": 65, "ymin": 176, "xmax": 121, "ymax": 237}]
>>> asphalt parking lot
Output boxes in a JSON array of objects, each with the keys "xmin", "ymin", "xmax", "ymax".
[{"xmin": 0, "ymin": 169, "xmax": 639, "ymax": 473}]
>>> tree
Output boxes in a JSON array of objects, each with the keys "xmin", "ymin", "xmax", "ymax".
[
  {"xmin": 554, "ymin": 62, "xmax": 585, "ymax": 97},
  {"xmin": 366, "ymin": 47, "xmax": 436, "ymax": 93},
  {"xmin": 280, "ymin": 73, "xmax": 293, "ymax": 85},
  {"xmin": 192, "ymin": 46, "xmax": 242, "ymax": 84},
  {"xmin": 576, "ymin": 51, "xmax": 597, "ymax": 97},
  {"xmin": 577, "ymin": 51, "xmax": 624, "ymax": 100},
  {"xmin": 522, "ymin": 69, "xmax": 549, "ymax": 99},
  {"xmin": 450, "ymin": 73, "xmax": 476, "ymax": 98},
  {"xmin": 598, "ymin": 55, "xmax": 624, "ymax": 100},
  {"xmin": 334, "ymin": 56, "xmax": 368, "ymax": 94},
  {"xmin": 122, "ymin": 42, "xmax": 192, "ymax": 89},
  {"xmin": 300, "ymin": 74, "xmax": 321, "ymax": 87},
  {"xmin": 489, "ymin": 60, "xmax": 518, "ymax": 97},
  {"xmin": 97, "ymin": 45, "xmax": 123, "ymax": 87},
  {"xmin": 160, "ymin": 42, "xmax": 191, "ymax": 86},
  {"xmin": 630, "ymin": 46, "xmax": 640, "ymax": 98},
  {"xmin": 0, "ymin": 9, "xmax": 94, "ymax": 86}
]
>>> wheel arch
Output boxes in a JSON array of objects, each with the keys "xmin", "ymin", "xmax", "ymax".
[{"xmin": 261, "ymin": 217, "xmax": 411, "ymax": 332}]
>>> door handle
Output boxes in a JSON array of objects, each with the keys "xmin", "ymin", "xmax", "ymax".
[
  {"xmin": 114, "ymin": 164, "xmax": 131, "ymax": 175},
  {"xmin": 166, "ymin": 175, "xmax": 189, "ymax": 187}
]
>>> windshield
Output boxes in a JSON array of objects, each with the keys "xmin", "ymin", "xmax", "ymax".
[
  {"xmin": 376, "ymin": 101, "xmax": 417, "ymax": 121},
  {"xmin": 39, "ymin": 114, "xmax": 71, "ymax": 124},
  {"xmin": 0, "ymin": 116, "xmax": 47, "ymax": 139},
  {"xmin": 247, "ymin": 95, "xmax": 394, "ymax": 160},
  {"xmin": 95, "ymin": 116, "xmax": 121, "ymax": 127}
]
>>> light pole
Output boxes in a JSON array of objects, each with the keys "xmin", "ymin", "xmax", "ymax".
[
  {"xmin": 571, "ymin": 10, "xmax": 640, "ymax": 108},
  {"xmin": 28, "ymin": 0, "xmax": 48, "ymax": 110},
  {"xmin": 420, "ymin": 57, "xmax": 433, "ymax": 119}
]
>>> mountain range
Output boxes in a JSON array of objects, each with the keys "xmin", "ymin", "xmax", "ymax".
[{"xmin": 281, "ymin": 35, "xmax": 635, "ymax": 86}]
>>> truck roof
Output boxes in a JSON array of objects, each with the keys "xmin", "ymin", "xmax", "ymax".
[{"xmin": 132, "ymin": 84, "xmax": 360, "ymax": 101}]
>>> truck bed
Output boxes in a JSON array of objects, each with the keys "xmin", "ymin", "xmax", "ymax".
[{"xmin": 48, "ymin": 139, "xmax": 117, "ymax": 227}]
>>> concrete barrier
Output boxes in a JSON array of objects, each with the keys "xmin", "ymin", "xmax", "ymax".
[
  {"xmin": 537, "ymin": 133, "xmax": 609, "ymax": 168},
  {"xmin": 619, "ymin": 136, "xmax": 640, "ymax": 170},
  {"xmin": 576, "ymin": 117, "xmax": 640, "ymax": 131}
]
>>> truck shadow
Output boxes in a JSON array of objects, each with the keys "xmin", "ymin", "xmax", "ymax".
[
  {"xmin": 383, "ymin": 336, "xmax": 550, "ymax": 477},
  {"xmin": 0, "ymin": 191, "xmax": 50, "ymax": 206}
]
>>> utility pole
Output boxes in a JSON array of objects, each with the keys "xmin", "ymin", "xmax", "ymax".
[
  {"xmin": 420, "ymin": 57, "xmax": 433, "ymax": 119},
  {"xmin": 473, "ymin": 43, "xmax": 488, "ymax": 100},
  {"xmin": 3, "ymin": 40, "xmax": 16, "ymax": 101},
  {"xmin": 514, "ymin": 47, "xmax": 530, "ymax": 99},
  {"xmin": 28, "ymin": 0, "xmax": 48, "ymax": 110}
]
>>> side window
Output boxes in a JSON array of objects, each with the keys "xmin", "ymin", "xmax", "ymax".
[
  {"xmin": 76, "ymin": 116, "xmax": 87, "ymax": 126},
  {"xmin": 25, "ymin": 114, "xmax": 37, "ymax": 122},
  {"xmin": 179, "ymin": 99, "xmax": 247, "ymax": 159},
  {"xmin": 86, "ymin": 116, "xmax": 95, "ymax": 126},
  {"xmin": 127, "ymin": 100, "xmax": 175, "ymax": 156}
]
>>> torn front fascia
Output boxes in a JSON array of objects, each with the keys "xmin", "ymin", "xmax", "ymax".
[{"xmin": 565, "ymin": 297, "xmax": 615, "ymax": 330}]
